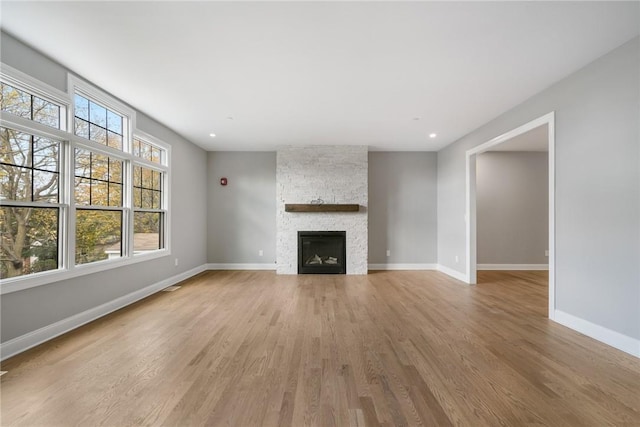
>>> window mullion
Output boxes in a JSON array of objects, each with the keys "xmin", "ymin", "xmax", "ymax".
[
  {"xmin": 125, "ymin": 158, "xmax": 133, "ymax": 258},
  {"xmin": 30, "ymin": 135, "xmax": 35, "ymax": 202},
  {"xmin": 61, "ymin": 138, "xmax": 72, "ymax": 271}
]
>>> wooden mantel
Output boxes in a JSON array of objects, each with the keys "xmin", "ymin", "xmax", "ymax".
[{"xmin": 285, "ymin": 204, "xmax": 360, "ymax": 213}]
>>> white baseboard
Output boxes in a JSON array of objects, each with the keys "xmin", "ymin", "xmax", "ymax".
[
  {"xmin": 368, "ymin": 263, "xmax": 437, "ymax": 271},
  {"xmin": 477, "ymin": 264, "xmax": 549, "ymax": 271},
  {"xmin": 0, "ymin": 264, "xmax": 207, "ymax": 361},
  {"xmin": 206, "ymin": 263, "xmax": 276, "ymax": 270},
  {"xmin": 553, "ymin": 310, "xmax": 640, "ymax": 358},
  {"xmin": 436, "ymin": 264, "xmax": 469, "ymax": 283}
]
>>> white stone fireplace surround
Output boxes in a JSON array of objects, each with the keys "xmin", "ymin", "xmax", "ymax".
[{"xmin": 276, "ymin": 146, "xmax": 368, "ymax": 274}]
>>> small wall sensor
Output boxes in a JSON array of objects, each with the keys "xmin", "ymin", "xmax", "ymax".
[{"xmin": 220, "ymin": 177, "xmax": 228, "ymax": 186}]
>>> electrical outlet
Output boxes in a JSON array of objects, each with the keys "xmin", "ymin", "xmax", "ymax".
[
  {"xmin": 455, "ymin": 255, "xmax": 459, "ymax": 263},
  {"xmin": 545, "ymin": 250, "xmax": 549, "ymax": 257},
  {"xmin": 174, "ymin": 258, "xmax": 179, "ymax": 267},
  {"xmin": 259, "ymin": 250, "xmax": 264, "ymax": 257},
  {"xmin": 386, "ymin": 249, "xmax": 391, "ymax": 257}
]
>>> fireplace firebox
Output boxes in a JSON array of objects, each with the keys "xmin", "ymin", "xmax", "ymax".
[{"xmin": 298, "ymin": 231, "xmax": 346, "ymax": 274}]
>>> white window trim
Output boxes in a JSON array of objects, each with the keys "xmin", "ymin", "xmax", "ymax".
[
  {"xmin": 1, "ymin": 63, "xmax": 70, "ymax": 112},
  {"xmin": 0, "ymin": 65, "xmax": 172, "ymax": 295},
  {"xmin": 0, "ymin": 250, "xmax": 169, "ymax": 294}
]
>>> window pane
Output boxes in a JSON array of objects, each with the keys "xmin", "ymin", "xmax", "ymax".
[
  {"xmin": 152, "ymin": 170, "xmax": 161, "ymax": 190},
  {"xmin": 109, "ymin": 158, "xmax": 122, "ymax": 183},
  {"xmin": 108, "ymin": 183, "xmax": 122, "ymax": 207},
  {"xmin": 133, "ymin": 139, "xmax": 141, "ymax": 157},
  {"xmin": 151, "ymin": 147, "xmax": 161, "ymax": 164},
  {"xmin": 1, "ymin": 127, "xmax": 30, "ymax": 167},
  {"xmin": 75, "ymin": 94, "xmax": 125, "ymax": 151},
  {"xmin": 32, "ymin": 97, "xmax": 60, "ymax": 129},
  {"xmin": 0, "ymin": 164, "xmax": 30, "ymax": 201},
  {"xmin": 75, "ymin": 118, "xmax": 89, "ymax": 139},
  {"xmin": 133, "ymin": 165, "xmax": 142, "ymax": 186},
  {"xmin": 33, "ymin": 136, "xmax": 59, "ymax": 172},
  {"xmin": 140, "ymin": 141, "xmax": 151, "ymax": 161},
  {"xmin": 141, "ymin": 167, "xmax": 153, "ymax": 188},
  {"xmin": 107, "ymin": 131, "xmax": 122, "ymax": 150},
  {"xmin": 133, "ymin": 187, "xmax": 142, "ymax": 208},
  {"xmin": 76, "ymin": 209, "xmax": 122, "ymax": 265},
  {"xmin": 89, "ymin": 123, "xmax": 107, "ymax": 145},
  {"xmin": 142, "ymin": 189, "xmax": 153, "ymax": 209},
  {"xmin": 91, "ymin": 153, "xmax": 109, "ymax": 181},
  {"xmin": 74, "ymin": 177, "xmax": 91, "ymax": 205},
  {"xmin": 107, "ymin": 110, "xmax": 122, "ymax": 134},
  {"xmin": 134, "ymin": 212, "xmax": 162, "ymax": 253},
  {"xmin": 91, "ymin": 180, "xmax": 109, "ymax": 206},
  {"xmin": 133, "ymin": 166, "xmax": 163, "ymax": 209},
  {"xmin": 0, "ymin": 83, "xmax": 31, "ymax": 119},
  {"xmin": 1, "ymin": 83, "xmax": 61, "ymax": 129},
  {"xmin": 152, "ymin": 190, "xmax": 161, "ymax": 209},
  {"xmin": 74, "ymin": 151, "xmax": 122, "ymax": 207},
  {"xmin": 33, "ymin": 169, "xmax": 58, "ymax": 203},
  {"xmin": 1, "ymin": 129, "xmax": 60, "ymax": 203},
  {"xmin": 0, "ymin": 206, "xmax": 58, "ymax": 279},
  {"xmin": 74, "ymin": 149, "xmax": 91, "ymax": 178},
  {"xmin": 89, "ymin": 101, "xmax": 107, "ymax": 127},
  {"xmin": 74, "ymin": 94, "xmax": 89, "ymax": 120}
]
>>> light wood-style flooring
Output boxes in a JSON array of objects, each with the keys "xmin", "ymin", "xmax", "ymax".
[{"xmin": 2, "ymin": 270, "xmax": 639, "ymax": 426}]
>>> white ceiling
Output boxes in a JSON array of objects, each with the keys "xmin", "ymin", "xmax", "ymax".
[
  {"xmin": 488, "ymin": 124, "xmax": 548, "ymax": 152},
  {"xmin": 1, "ymin": 2, "xmax": 638, "ymax": 152}
]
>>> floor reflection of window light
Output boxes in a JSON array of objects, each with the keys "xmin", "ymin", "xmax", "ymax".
[
  {"xmin": 162, "ymin": 286, "xmax": 181, "ymax": 292},
  {"xmin": 0, "ymin": 371, "xmax": 7, "ymax": 376}
]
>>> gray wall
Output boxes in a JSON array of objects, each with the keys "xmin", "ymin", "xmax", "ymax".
[
  {"xmin": 1, "ymin": 32, "xmax": 208, "ymax": 343},
  {"xmin": 207, "ymin": 151, "xmax": 440, "ymax": 267},
  {"xmin": 368, "ymin": 152, "xmax": 438, "ymax": 264},
  {"xmin": 477, "ymin": 152, "xmax": 548, "ymax": 265},
  {"xmin": 437, "ymin": 37, "xmax": 639, "ymax": 339},
  {"xmin": 207, "ymin": 152, "xmax": 276, "ymax": 264}
]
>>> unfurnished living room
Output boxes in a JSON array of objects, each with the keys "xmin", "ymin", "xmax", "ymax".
[{"xmin": 0, "ymin": 1, "xmax": 639, "ymax": 426}]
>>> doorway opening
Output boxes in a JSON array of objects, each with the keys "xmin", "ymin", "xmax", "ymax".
[{"xmin": 465, "ymin": 112, "xmax": 555, "ymax": 319}]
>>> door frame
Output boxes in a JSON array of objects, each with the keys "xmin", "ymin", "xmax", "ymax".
[{"xmin": 465, "ymin": 112, "xmax": 555, "ymax": 319}]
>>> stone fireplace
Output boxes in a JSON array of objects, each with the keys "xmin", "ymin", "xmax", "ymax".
[{"xmin": 276, "ymin": 146, "xmax": 368, "ymax": 274}]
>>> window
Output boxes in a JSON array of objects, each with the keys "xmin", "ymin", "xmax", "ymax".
[
  {"xmin": 1, "ymin": 82, "xmax": 63, "ymax": 129},
  {"xmin": 0, "ymin": 68, "xmax": 170, "ymax": 292},
  {"xmin": 74, "ymin": 149, "xmax": 124, "ymax": 264},
  {"xmin": 133, "ymin": 138, "xmax": 162, "ymax": 163},
  {"xmin": 132, "ymin": 137, "xmax": 166, "ymax": 254},
  {"xmin": 74, "ymin": 94, "xmax": 123, "ymax": 150},
  {"xmin": 0, "ymin": 127, "xmax": 61, "ymax": 279}
]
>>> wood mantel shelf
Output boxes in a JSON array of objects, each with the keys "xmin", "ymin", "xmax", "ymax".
[{"xmin": 285, "ymin": 204, "xmax": 360, "ymax": 213}]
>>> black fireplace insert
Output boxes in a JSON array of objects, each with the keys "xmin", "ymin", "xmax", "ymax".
[{"xmin": 298, "ymin": 231, "xmax": 346, "ymax": 274}]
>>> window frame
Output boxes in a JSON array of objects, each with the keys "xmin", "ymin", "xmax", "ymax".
[{"xmin": 0, "ymin": 67, "xmax": 171, "ymax": 294}]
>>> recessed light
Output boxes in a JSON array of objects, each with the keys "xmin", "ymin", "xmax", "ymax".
[
  {"xmin": 429, "ymin": 133, "xmax": 437, "ymax": 138},
  {"xmin": 209, "ymin": 133, "xmax": 216, "ymax": 137}
]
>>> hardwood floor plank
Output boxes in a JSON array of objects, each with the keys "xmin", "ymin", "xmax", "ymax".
[{"xmin": 2, "ymin": 270, "xmax": 639, "ymax": 426}]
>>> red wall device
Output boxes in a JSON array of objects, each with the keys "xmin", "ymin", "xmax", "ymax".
[{"xmin": 220, "ymin": 177, "xmax": 228, "ymax": 186}]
